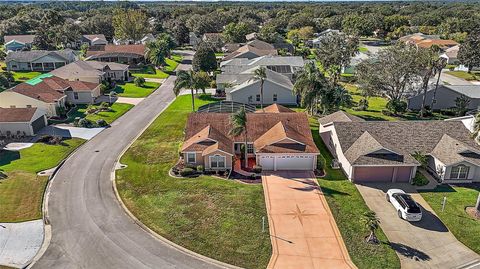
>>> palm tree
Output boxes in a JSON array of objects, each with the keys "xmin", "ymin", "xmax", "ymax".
[
  {"xmin": 472, "ymin": 112, "xmax": 480, "ymax": 142},
  {"xmin": 293, "ymin": 61, "xmax": 325, "ymax": 115},
  {"xmin": 249, "ymin": 67, "xmax": 267, "ymax": 110},
  {"xmin": 229, "ymin": 107, "xmax": 248, "ymax": 168},
  {"xmin": 361, "ymin": 210, "xmax": 380, "ymax": 244},
  {"xmin": 146, "ymin": 40, "xmax": 167, "ymax": 68},
  {"xmin": 193, "ymin": 71, "xmax": 211, "ymax": 95},
  {"xmin": 174, "ymin": 70, "xmax": 196, "ymax": 111}
]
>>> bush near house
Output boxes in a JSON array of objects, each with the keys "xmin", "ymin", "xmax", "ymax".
[{"xmin": 116, "ymin": 95, "xmax": 271, "ymax": 269}]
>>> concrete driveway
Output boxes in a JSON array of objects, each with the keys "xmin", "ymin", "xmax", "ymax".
[
  {"xmin": 262, "ymin": 171, "xmax": 356, "ymax": 269},
  {"xmin": 356, "ymin": 183, "xmax": 480, "ymax": 269},
  {"xmin": 0, "ymin": 220, "xmax": 44, "ymax": 268}
]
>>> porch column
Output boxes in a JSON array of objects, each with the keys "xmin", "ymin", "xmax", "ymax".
[
  {"xmin": 41, "ymin": 62, "xmax": 45, "ymax": 71},
  {"xmin": 53, "ymin": 62, "xmax": 56, "ymax": 69}
]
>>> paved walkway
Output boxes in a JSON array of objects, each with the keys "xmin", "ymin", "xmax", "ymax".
[
  {"xmin": 262, "ymin": 171, "xmax": 356, "ymax": 269},
  {"xmin": 116, "ymin": 97, "xmax": 145, "ymax": 105},
  {"xmin": 356, "ymin": 183, "xmax": 480, "ymax": 269},
  {"xmin": 0, "ymin": 220, "xmax": 44, "ymax": 268},
  {"xmin": 38, "ymin": 126, "xmax": 105, "ymax": 140}
]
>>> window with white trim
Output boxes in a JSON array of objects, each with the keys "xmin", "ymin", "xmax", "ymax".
[
  {"xmin": 450, "ymin": 164, "xmax": 469, "ymax": 179},
  {"xmin": 273, "ymin": 94, "xmax": 278, "ymax": 102},
  {"xmin": 186, "ymin": 152, "xmax": 196, "ymax": 163},
  {"xmin": 256, "ymin": 94, "xmax": 261, "ymax": 102},
  {"xmin": 247, "ymin": 143, "xmax": 254, "ymax": 154},
  {"xmin": 210, "ymin": 155, "xmax": 226, "ymax": 168}
]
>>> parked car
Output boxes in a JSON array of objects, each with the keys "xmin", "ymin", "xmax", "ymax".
[{"xmin": 386, "ymin": 189, "xmax": 422, "ymax": 222}]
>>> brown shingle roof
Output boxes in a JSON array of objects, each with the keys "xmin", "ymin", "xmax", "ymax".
[
  {"xmin": 183, "ymin": 111, "xmax": 319, "ymax": 155},
  {"xmin": 86, "ymin": 44, "xmax": 145, "ymax": 57},
  {"xmin": 0, "ymin": 107, "xmax": 37, "ymax": 122},
  {"xmin": 257, "ymin": 104, "xmax": 295, "ymax": 113},
  {"xmin": 9, "ymin": 79, "xmax": 66, "ymax": 103},
  {"xmin": 65, "ymin": 80, "xmax": 100, "ymax": 92},
  {"xmin": 318, "ymin": 110, "xmax": 364, "ymax": 126}
]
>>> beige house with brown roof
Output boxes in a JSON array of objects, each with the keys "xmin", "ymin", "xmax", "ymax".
[
  {"xmin": 0, "ymin": 107, "xmax": 47, "ymax": 137},
  {"xmin": 50, "ymin": 60, "xmax": 129, "ymax": 83},
  {"xmin": 181, "ymin": 104, "xmax": 319, "ymax": 172},
  {"xmin": 223, "ymin": 40, "xmax": 278, "ymax": 61},
  {"xmin": 319, "ymin": 111, "xmax": 480, "ymax": 183}
]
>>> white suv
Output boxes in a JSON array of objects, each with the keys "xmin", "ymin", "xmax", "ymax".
[{"xmin": 386, "ymin": 189, "xmax": 422, "ymax": 222}]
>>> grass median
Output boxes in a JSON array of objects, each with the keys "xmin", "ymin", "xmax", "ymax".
[{"xmin": 116, "ymin": 95, "xmax": 271, "ymax": 269}]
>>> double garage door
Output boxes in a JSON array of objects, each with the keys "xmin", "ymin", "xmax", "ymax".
[
  {"xmin": 354, "ymin": 166, "xmax": 412, "ymax": 183},
  {"xmin": 258, "ymin": 155, "xmax": 315, "ymax": 171},
  {"xmin": 31, "ymin": 116, "xmax": 47, "ymax": 134}
]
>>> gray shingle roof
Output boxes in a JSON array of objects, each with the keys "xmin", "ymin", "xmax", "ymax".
[
  {"xmin": 6, "ymin": 49, "xmax": 75, "ymax": 63},
  {"xmin": 4, "ymin": 35, "xmax": 35, "ymax": 44},
  {"xmin": 443, "ymin": 85, "xmax": 480, "ymax": 99},
  {"xmin": 318, "ymin": 110, "xmax": 364, "ymax": 126},
  {"xmin": 333, "ymin": 120, "xmax": 480, "ymax": 166}
]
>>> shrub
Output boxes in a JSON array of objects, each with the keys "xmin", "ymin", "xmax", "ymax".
[
  {"xmin": 196, "ymin": 165, "xmax": 204, "ymax": 172},
  {"xmin": 412, "ymin": 172, "xmax": 429, "ymax": 186},
  {"xmin": 100, "ymin": 102, "xmax": 110, "ymax": 108},
  {"xmin": 355, "ymin": 98, "xmax": 369, "ymax": 111},
  {"xmin": 38, "ymin": 135, "xmax": 62, "ymax": 145},
  {"xmin": 381, "ymin": 109, "xmax": 394, "ymax": 116},
  {"xmin": 185, "ymin": 163, "xmax": 197, "ymax": 170},
  {"xmin": 250, "ymin": 173, "xmax": 256, "ymax": 180},
  {"xmin": 78, "ymin": 118, "xmax": 92, "ymax": 128},
  {"xmin": 73, "ymin": 117, "xmax": 81, "ymax": 127},
  {"xmin": 96, "ymin": 119, "xmax": 108, "ymax": 127},
  {"xmin": 386, "ymin": 99, "xmax": 407, "ymax": 114},
  {"xmin": 210, "ymin": 80, "xmax": 216, "ymax": 89},
  {"xmin": 134, "ymin": 76, "xmax": 145, "ymax": 87},
  {"xmin": 252, "ymin": 165, "xmax": 262, "ymax": 173},
  {"xmin": 86, "ymin": 105, "xmax": 98, "ymax": 114},
  {"xmin": 180, "ymin": 168, "xmax": 196, "ymax": 177},
  {"xmin": 100, "ymin": 83, "xmax": 109, "ymax": 95}
]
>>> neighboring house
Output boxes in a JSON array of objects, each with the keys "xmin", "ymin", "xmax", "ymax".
[
  {"xmin": 0, "ymin": 107, "xmax": 47, "ymax": 137},
  {"xmin": 445, "ymin": 115, "xmax": 475, "ymax": 133},
  {"xmin": 217, "ymin": 67, "xmax": 297, "ymax": 105},
  {"xmin": 5, "ymin": 49, "xmax": 78, "ymax": 71},
  {"xmin": 50, "ymin": 60, "xmax": 129, "ymax": 84},
  {"xmin": 245, "ymin": 32, "xmax": 257, "ymax": 41},
  {"xmin": 223, "ymin": 39, "xmax": 278, "ymax": 61},
  {"xmin": 407, "ymin": 85, "xmax": 480, "ymax": 111},
  {"xmin": 81, "ymin": 34, "xmax": 108, "ymax": 47},
  {"xmin": 220, "ymin": 55, "xmax": 304, "ymax": 80},
  {"xmin": 319, "ymin": 110, "xmax": 480, "ymax": 183},
  {"xmin": 4, "ymin": 35, "xmax": 35, "ymax": 51},
  {"xmin": 86, "ymin": 44, "xmax": 146, "ymax": 67},
  {"xmin": 273, "ymin": 41, "xmax": 295, "ymax": 55},
  {"xmin": 399, "ymin": 33, "xmax": 458, "ymax": 50},
  {"xmin": 342, "ymin": 52, "xmax": 370, "ymax": 74},
  {"xmin": 0, "ymin": 75, "xmax": 100, "ymax": 117},
  {"xmin": 441, "ymin": 45, "xmax": 460, "ymax": 65},
  {"xmin": 202, "ymin": 33, "xmax": 223, "ymax": 42},
  {"xmin": 140, "ymin": 34, "xmax": 156, "ymax": 44},
  {"xmin": 181, "ymin": 103, "xmax": 319, "ymax": 171},
  {"xmin": 189, "ymin": 32, "xmax": 201, "ymax": 47},
  {"xmin": 113, "ymin": 34, "xmax": 154, "ymax": 45},
  {"xmin": 307, "ymin": 29, "xmax": 341, "ymax": 49}
]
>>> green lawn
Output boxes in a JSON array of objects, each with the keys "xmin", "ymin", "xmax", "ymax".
[
  {"xmin": 11, "ymin": 71, "xmax": 44, "ymax": 81},
  {"xmin": 446, "ymin": 71, "xmax": 480, "ymax": 81},
  {"xmin": 164, "ymin": 58, "xmax": 179, "ymax": 72},
  {"xmin": 359, "ymin": 46, "xmax": 369, "ymax": 53},
  {"xmin": 171, "ymin": 54, "xmax": 183, "ymax": 63},
  {"xmin": 344, "ymin": 83, "xmax": 449, "ymax": 121},
  {"xmin": 0, "ymin": 138, "xmax": 84, "ymax": 222},
  {"xmin": 114, "ymin": 82, "xmax": 160, "ymax": 98},
  {"xmin": 420, "ymin": 185, "xmax": 480, "ymax": 254},
  {"xmin": 79, "ymin": 103, "xmax": 134, "ymax": 124},
  {"xmin": 131, "ymin": 65, "xmax": 169, "ymax": 79},
  {"xmin": 310, "ymin": 117, "xmax": 401, "ymax": 269},
  {"xmin": 116, "ymin": 95, "xmax": 271, "ymax": 269}
]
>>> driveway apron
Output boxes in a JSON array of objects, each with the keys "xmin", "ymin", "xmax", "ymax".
[{"xmin": 262, "ymin": 171, "xmax": 356, "ymax": 269}]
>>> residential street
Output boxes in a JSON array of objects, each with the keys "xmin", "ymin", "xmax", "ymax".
[{"xmin": 32, "ymin": 52, "xmax": 222, "ymax": 269}]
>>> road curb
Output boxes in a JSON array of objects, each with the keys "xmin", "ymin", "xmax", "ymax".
[{"xmin": 111, "ymin": 88, "xmax": 242, "ymax": 269}]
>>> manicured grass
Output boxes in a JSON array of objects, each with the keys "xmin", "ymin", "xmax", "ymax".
[
  {"xmin": 446, "ymin": 71, "xmax": 480, "ymax": 81},
  {"xmin": 359, "ymin": 46, "xmax": 369, "ymax": 53},
  {"xmin": 171, "ymin": 54, "xmax": 183, "ymax": 63},
  {"xmin": 164, "ymin": 58, "xmax": 179, "ymax": 72},
  {"xmin": 80, "ymin": 103, "xmax": 134, "ymax": 124},
  {"xmin": 310, "ymin": 117, "xmax": 401, "ymax": 269},
  {"xmin": 420, "ymin": 185, "xmax": 480, "ymax": 254},
  {"xmin": 131, "ymin": 65, "xmax": 169, "ymax": 79},
  {"xmin": 116, "ymin": 95, "xmax": 271, "ymax": 269},
  {"xmin": 344, "ymin": 83, "xmax": 449, "ymax": 121},
  {"xmin": 11, "ymin": 71, "xmax": 44, "ymax": 81},
  {"xmin": 214, "ymin": 52, "xmax": 225, "ymax": 57},
  {"xmin": 114, "ymin": 82, "xmax": 160, "ymax": 98},
  {"xmin": 0, "ymin": 138, "xmax": 84, "ymax": 222}
]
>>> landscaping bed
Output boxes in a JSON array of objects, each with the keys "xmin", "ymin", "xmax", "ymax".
[
  {"xmin": 0, "ymin": 138, "xmax": 84, "ymax": 222},
  {"xmin": 80, "ymin": 103, "xmax": 133, "ymax": 125},
  {"xmin": 420, "ymin": 184, "xmax": 480, "ymax": 254},
  {"xmin": 116, "ymin": 95, "xmax": 271, "ymax": 269},
  {"xmin": 310, "ymin": 117, "xmax": 401, "ymax": 269}
]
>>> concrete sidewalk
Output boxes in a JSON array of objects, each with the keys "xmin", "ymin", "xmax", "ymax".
[{"xmin": 262, "ymin": 171, "xmax": 356, "ymax": 269}]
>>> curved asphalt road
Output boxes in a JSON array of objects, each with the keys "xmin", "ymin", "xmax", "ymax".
[{"xmin": 33, "ymin": 52, "xmax": 221, "ymax": 269}]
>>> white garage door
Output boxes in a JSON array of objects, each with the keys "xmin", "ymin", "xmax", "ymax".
[
  {"xmin": 275, "ymin": 155, "xmax": 314, "ymax": 170},
  {"xmin": 259, "ymin": 155, "xmax": 274, "ymax": 170}
]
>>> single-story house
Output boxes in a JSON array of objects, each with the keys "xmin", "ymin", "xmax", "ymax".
[
  {"xmin": 441, "ymin": 45, "xmax": 460, "ymax": 65},
  {"xmin": 245, "ymin": 32, "xmax": 257, "ymax": 41},
  {"xmin": 81, "ymin": 34, "xmax": 108, "ymax": 47},
  {"xmin": 0, "ymin": 107, "xmax": 47, "ymax": 137},
  {"xmin": 319, "ymin": 110, "xmax": 480, "ymax": 183},
  {"xmin": 223, "ymin": 39, "xmax": 278, "ymax": 61},
  {"xmin": 50, "ymin": 60, "xmax": 129, "ymax": 84},
  {"xmin": 4, "ymin": 35, "xmax": 35, "ymax": 51},
  {"xmin": 86, "ymin": 44, "xmax": 146, "ymax": 67},
  {"xmin": 399, "ymin": 33, "xmax": 458, "ymax": 50},
  {"xmin": 112, "ymin": 34, "xmax": 155, "ymax": 45},
  {"xmin": 6, "ymin": 49, "xmax": 78, "ymax": 71},
  {"xmin": 220, "ymin": 55, "xmax": 304, "ymax": 80},
  {"xmin": 217, "ymin": 67, "xmax": 297, "ymax": 106},
  {"xmin": 181, "ymin": 104, "xmax": 319, "ymax": 171},
  {"xmin": 407, "ymin": 85, "xmax": 480, "ymax": 111},
  {"xmin": 306, "ymin": 29, "xmax": 341, "ymax": 49}
]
